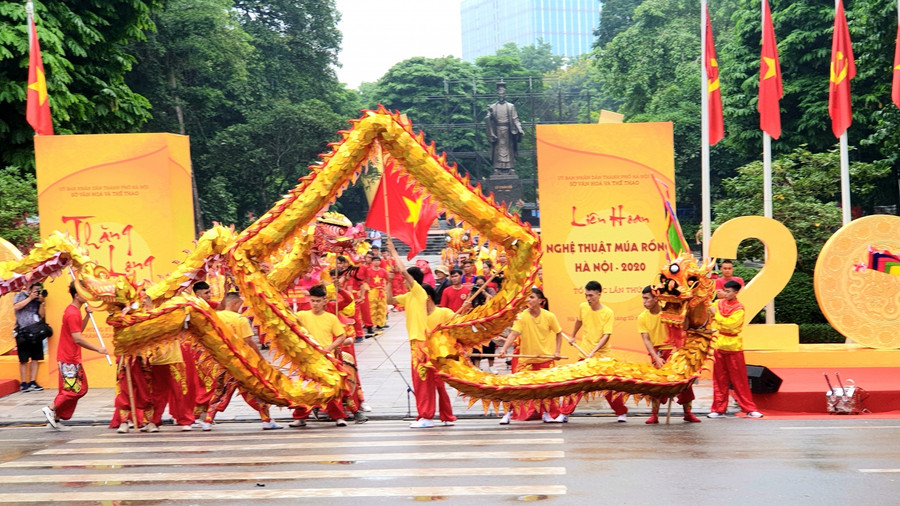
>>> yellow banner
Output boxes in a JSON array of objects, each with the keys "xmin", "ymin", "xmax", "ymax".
[
  {"xmin": 35, "ymin": 133, "xmax": 194, "ymax": 387},
  {"xmin": 536, "ymin": 123, "xmax": 676, "ymax": 363}
]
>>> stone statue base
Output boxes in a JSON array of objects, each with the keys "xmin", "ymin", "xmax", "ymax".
[{"xmin": 483, "ymin": 172, "xmax": 524, "ymax": 208}]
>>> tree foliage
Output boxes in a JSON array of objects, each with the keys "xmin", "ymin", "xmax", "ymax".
[
  {"xmin": 713, "ymin": 146, "xmax": 890, "ymax": 273},
  {"xmin": 0, "ymin": 166, "xmax": 39, "ymax": 251},
  {"xmin": 0, "ymin": 0, "xmax": 163, "ymax": 169}
]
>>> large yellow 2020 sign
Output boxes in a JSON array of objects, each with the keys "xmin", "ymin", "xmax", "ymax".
[{"xmin": 710, "ymin": 215, "xmax": 900, "ymax": 350}]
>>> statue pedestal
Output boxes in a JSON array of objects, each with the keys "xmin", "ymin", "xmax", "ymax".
[{"xmin": 482, "ymin": 172, "xmax": 524, "ymax": 208}]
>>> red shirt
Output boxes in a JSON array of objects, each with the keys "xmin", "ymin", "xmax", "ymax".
[
  {"xmin": 439, "ymin": 284, "xmax": 470, "ymax": 312},
  {"xmin": 365, "ymin": 267, "xmax": 388, "ymax": 289},
  {"xmin": 715, "ymin": 276, "xmax": 745, "ymax": 290},
  {"xmin": 58, "ymin": 304, "xmax": 84, "ymax": 364}
]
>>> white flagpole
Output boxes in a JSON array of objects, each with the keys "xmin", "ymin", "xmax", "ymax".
[
  {"xmin": 837, "ymin": 0, "xmax": 852, "ymax": 225},
  {"xmin": 701, "ymin": 0, "xmax": 711, "ymax": 260},
  {"xmin": 762, "ymin": 1, "xmax": 775, "ymax": 324},
  {"xmin": 839, "ymin": 132, "xmax": 851, "ymax": 224},
  {"xmin": 25, "ymin": 1, "xmax": 34, "ymax": 47}
]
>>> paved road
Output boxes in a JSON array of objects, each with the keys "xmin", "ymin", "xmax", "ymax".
[{"xmin": 1, "ymin": 417, "xmax": 898, "ymax": 504}]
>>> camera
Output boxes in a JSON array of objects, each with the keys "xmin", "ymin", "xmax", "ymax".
[{"xmin": 41, "ymin": 289, "xmax": 49, "ymax": 298}]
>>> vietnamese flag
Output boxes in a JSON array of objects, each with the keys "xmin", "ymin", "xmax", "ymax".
[
  {"xmin": 365, "ymin": 157, "xmax": 438, "ymax": 260},
  {"xmin": 705, "ymin": 7, "xmax": 724, "ymax": 145},
  {"xmin": 758, "ymin": 0, "xmax": 783, "ymax": 139},
  {"xmin": 828, "ymin": 0, "xmax": 855, "ymax": 138},
  {"xmin": 892, "ymin": 21, "xmax": 899, "ymax": 109},
  {"xmin": 26, "ymin": 14, "xmax": 53, "ymax": 135}
]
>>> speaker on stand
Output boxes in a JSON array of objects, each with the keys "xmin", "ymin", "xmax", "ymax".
[{"xmin": 746, "ymin": 364, "xmax": 782, "ymax": 394}]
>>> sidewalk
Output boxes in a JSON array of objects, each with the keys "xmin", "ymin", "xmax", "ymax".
[{"xmin": 0, "ymin": 259, "xmax": 715, "ymax": 426}]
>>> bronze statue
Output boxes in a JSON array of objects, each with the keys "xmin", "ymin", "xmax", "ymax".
[{"xmin": 485, "ymin": 81, "xmax": 524, "ymax": 175}]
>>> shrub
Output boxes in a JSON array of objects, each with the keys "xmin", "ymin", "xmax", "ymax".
[{"xmin": 799, "ymin": 323, "xmax": 845, "ymax": 343}]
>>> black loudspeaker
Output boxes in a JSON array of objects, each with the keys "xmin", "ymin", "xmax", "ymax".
[{"xmin": 746, "ymin": 364, "xmax": 783, "ymax": 394}]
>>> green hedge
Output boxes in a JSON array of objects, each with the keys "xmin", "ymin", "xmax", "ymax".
[{"xmin": 799, "ymin": 323, "xmax": 845, "ymax": 343}]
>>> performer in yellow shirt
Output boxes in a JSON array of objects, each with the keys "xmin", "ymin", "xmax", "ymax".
[
  {"xmin": 708, "ymin": 280, "xmax": 763, "ymax": 419},
  {"xmin": 290, "ymin": 284, "xmax": 362, "ymax": 427},
  {"xmin": 385, "ymin": 240, "xmax": 458, "ymax": 428},
  {"xmin": 562, "ymin": 280, "xmax": 628, "ymax": 422},
  {"xmin": 205, "ymin": 292, "xmax": 283, "ymax": 430},
  {"xmin": 638, "ymin": 286, "xmax": 701, "ymax": 423},
  {"xmin": 498, "ymin": 287, "xmax": 564, "ymax": 424}
]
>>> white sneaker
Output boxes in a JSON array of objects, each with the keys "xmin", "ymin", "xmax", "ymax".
[
  {"xmin": 746, "ymin": 411, "xmax": 764, "ymax": 418},
  {"xmin": 191, "ymin": 422, "xmax": 203, "ymax": 429},
  {"xmin": 499, "ymin": 412, "xmax": 511, "ymax": 425},
  {"xmin": 489, "ymin": 366, "xmax": 499, "ymax": 374},
  {"xmin": 409, "ymin": 418, "xmax": 435, "ymax": 428},
  {"xmin": 360, "ymin": 402, "xmax": 372, "ymax": 412},
  {"xmin": 441, "ymin": 420, "xmax": 455, "ymax": 426},
  {"xmin": 335, "ymin": 419, "xmax": 348, "ymax": 427},
  {"xmin": 542, "ymin": 412, "xmax": 555, "ymax": 423},
  {"xmin": 117, "ymin": 424, "xmax": 129, "ymax": 434},
  {"xmin": 617, "ymin": 414, "xmax": 628, "ymax": 422},
  {"xmin": 554, "ymin": 414, "xmax": 568, "ymax": 423},
  {"xmin": 288, "ymin": 419, "xmax": 307, "ymax": 428},
  {"xmin": 142, "ymin": 422, "xmax": 160, "ymax": 432},
  {"xmin": 181, "ymin": 425, "xmax": 192, "ymax": 431},
  {"xmin": 707, "ymin": 412, "xmax": 727, "ymax": 419},
  {"xmin": 42, "ymin": 406, "xmax": 59, "ymax": 430},
  {"xmin": 262, "ymin": 421, "xmax": 284, "ymax": 430},
  {"xmin": 201, "ymin": 422, "xmax": 212, "ymax": 431}
]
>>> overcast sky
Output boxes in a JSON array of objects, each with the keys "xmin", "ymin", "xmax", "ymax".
[{"xmin": 334, "ymin": 0, "xmax": 463, "ymax": 89}]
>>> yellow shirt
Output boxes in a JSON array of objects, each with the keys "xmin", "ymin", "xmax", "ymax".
[
  {"xmin": 296, "ymin": 310, "xmax": 344, "ymax": 349},
  {"xmin": 637, "ymin": 309, "xmax": 671, "ymax": 349},
  {"xmin": 426, "ymin": 306, "xmax": 455, "ymax": 333},
  {"xmin": 712, "ymin": 301, "xmax": 745, "ymax": 351},
  {"xmin": 511, "ymin": 308, "xmax": 561, "ymax": 364},
  {"xmin": 218, "ymin": 310, "xmax": 254, "ymax": 340},
  {"xmin": 576, "ymin": 302, "xmax": 614, "ymax": 356},
  {"xmin": 396, "ymin": 282, "xmax": 427, "ymax": 341},
  {"xmin": 148, "ymin": 338, "xmax": 184, "ymax": 365}
]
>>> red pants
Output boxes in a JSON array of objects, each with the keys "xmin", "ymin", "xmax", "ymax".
[
  {"xmin": 656, "ymin": 348, "xmax": 695, "ymax": 405},
  {"xmin": 150, "ymin": 362, "xmax": 195, "ymax": 426},
  {"xmin": 293, "ymin": 399, "xmax": 347, "ymax": 421},
  {"xmin": 110, "ymin": 356, "xmax": 153, "ymax": 428},
  {"xmin": 207, "ymin": 373, "xmax": 272, "ymax": 422},
  {"xmin": 53, "ymin": 361, "xmax": 88, "ymax": 421},
  {"xmin": 192, "ymin": 351, "xmax": 223, "ymax": 418},
  {"xmin": 358, "ymin": 292, "xmax": 373, "ymax": 328},
  {"xmin": 512, "ymin": 361, "xmax": 560, "ymax": 420},
  {"xmin": 711, "ymin": 349, "xmax": 758, "ymax": 413},
  {"xmin": 411, "ymin": 341, "xmax": 456, "ymax": 422},
  {"xmin": 560, "ymin": 392, "xmax": 628, "ymax": 416}
]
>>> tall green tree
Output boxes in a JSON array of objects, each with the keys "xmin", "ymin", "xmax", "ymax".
[
  {"xmin": 594, "ymin": 0, "xmax": 644, "ymax": 48},
  {"xmin": 0, "ymin": 0, "xmax": 163, "ymax": 169}
]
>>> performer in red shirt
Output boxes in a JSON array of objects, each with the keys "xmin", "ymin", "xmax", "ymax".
[
  {"xmin": 42, "ymin": 282, "xmax": 108, "ymax": 430},
  {"xmin": 439, "ymin": 269, "xmax": 471, "ymax": 313}
]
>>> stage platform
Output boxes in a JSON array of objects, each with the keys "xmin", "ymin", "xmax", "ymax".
[
  {"xmin": 0, "ymin": 379, "xmax": 19, "ymax": 398},
  {"xmin": 751, "ymin": 367, "xmax": 900, "ymax": 415}
]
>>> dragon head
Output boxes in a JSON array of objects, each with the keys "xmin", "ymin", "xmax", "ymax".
[
  {"xmin": 651, "ymin": 252, "xmax": 716, "ymax": 327},
  {"xmin": 313, "ymin": 212, "xmax": 367, "ymax": 264}
]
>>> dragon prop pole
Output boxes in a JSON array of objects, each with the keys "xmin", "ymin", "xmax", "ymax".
[{"xmin": 68, "ymin": 267, "xmax": 112, "ymax": 365}]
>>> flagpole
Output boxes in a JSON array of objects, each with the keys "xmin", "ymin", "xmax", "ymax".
[
  {"xmin": 836, "ymin": 0, "xmax": 852, "ymax": 226},
  {"xmin": 700, "ymin": 0, "xmax": 711, "ymax": 260},
  {"xmin": 839, "ymin": 132, "xmax": 851, "ymax": 224},
  {"xmin": 762, "ymin": 0, "xmax": 775, "ymax": 324},
  {"xmin": 25, "ymin": 2, "xmax": 34, "ymax": 47}
]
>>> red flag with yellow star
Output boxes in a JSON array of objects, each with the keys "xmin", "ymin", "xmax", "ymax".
[
  {"xmin": 758, "ymin": 0, "xmax": 783, "ymax": 139},
  {"xmin": 26, "ymin": 15, "xmax": 53, "ymax": 135},
  {"xmin": 365, "ymin": 157, "xmax": 437, "ymax": 260},
  {"xmin": 705, "ymin": 7, "xmax": 724, "ymax": 145},
  {"xmin": 829, "ymin": 0, "xmax": 855, "ymax": 138}
]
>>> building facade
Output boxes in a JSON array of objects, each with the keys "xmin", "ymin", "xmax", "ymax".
[{"xmin": 460, "ymin": 0, "xmax": 601, "ymax": 62}]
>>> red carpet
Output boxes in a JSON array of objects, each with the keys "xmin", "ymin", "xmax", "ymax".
[
  {"xmin": 0, "ymin": 379, "xmax": 20, "ymax": 398},
  {"xmin": 751, "ymin": 367, "xmax": 900, "ymax": 416}
]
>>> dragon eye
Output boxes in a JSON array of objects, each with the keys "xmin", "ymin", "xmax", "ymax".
[
  {"xmin": 445, "ymin": 236, "xmax": 451, "ymax": 243},
  {"xmin": 669, "ymin": 264, "xmax": 680, "ymax": 274},
  {"xmin": 462, "ymin": 234, "xmax": 470, "ymax": 242}
]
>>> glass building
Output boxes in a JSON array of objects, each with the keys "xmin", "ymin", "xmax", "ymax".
[{"xmin": 460, "ymin": 0, "xmax": 601, "ymax": 62}]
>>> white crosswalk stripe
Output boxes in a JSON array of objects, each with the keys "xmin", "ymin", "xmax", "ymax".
[{"xmin": 0, "ymin": 420, "xmax": 568, "ymax": 501}]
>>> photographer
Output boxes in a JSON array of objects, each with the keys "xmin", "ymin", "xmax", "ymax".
[{"xmin": 13, "ymin": 282, "xmax": 48, "ymax": 392}]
